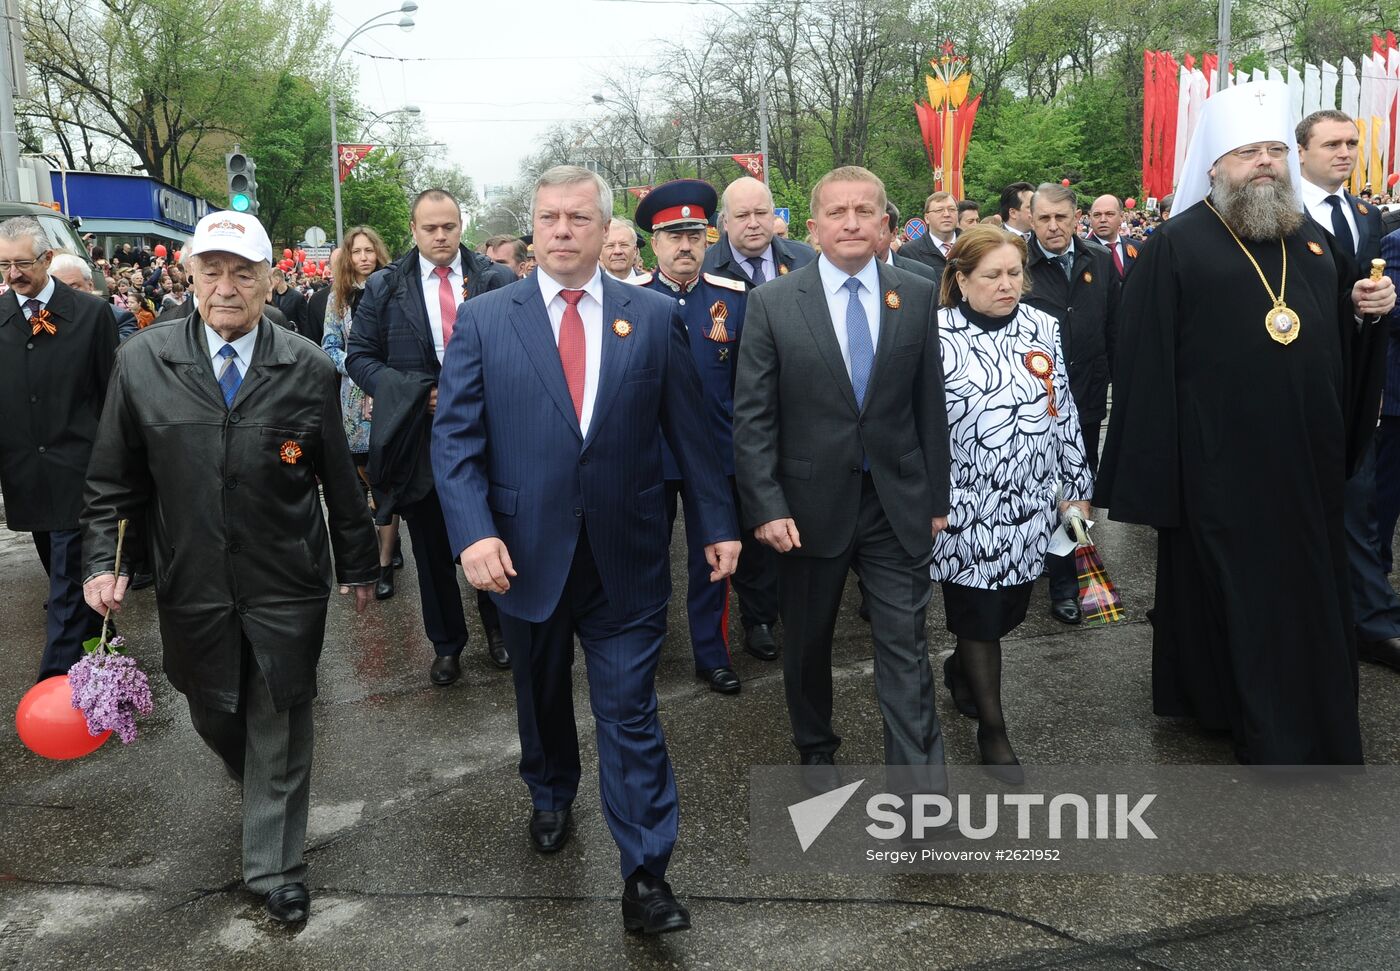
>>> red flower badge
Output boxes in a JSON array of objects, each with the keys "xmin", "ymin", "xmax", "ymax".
[
  {"xmin": 1024, "ymin": 350, "xmax": 1058, "ymax": 417},
  {"xmin": 279, "ymin": 441, "xmax": 303, "ymax": 465}
]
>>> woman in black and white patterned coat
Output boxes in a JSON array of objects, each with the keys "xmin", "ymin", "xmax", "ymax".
[{"xmin": 930, "ymin": 226, "xmax": 1094, "ymax": 781}]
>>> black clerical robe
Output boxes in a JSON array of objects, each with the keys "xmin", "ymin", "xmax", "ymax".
[{"xmin": 1095, "ymin": 200, "xmax": 1382, "ymax": 765}]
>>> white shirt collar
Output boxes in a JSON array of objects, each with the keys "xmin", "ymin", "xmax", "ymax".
[
  {"xmin": 536, "ymin": 265, "xmax": 604, "ymax": 308},
  {"xmin": 202, "ymin": 321, "xmax": 259, "ymax": 371},
  {"xmin": 419, "ymin": 252, "xmax": 463, "ymax": 282},
  {"xmin": 817, "ymin": 253, "xmax": 880, "ymax": 296},
  {"xmin": 1299, "ymin": 177, "xmax": 1346, "ymax": 210},
  {"xmin": 20, "ymin": 276, "xmax": 56, "ymax": 309}
]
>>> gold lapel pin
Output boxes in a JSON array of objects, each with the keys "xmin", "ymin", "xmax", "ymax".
[
  {"xmin": 612, "ymin": 318, "xmax": 632, "ymax": 338},
  {"xmin": 1082, "ymin": 271, "xmax": 1093, "ymax": 284},
  {"xmin": 884, "ymin": 290, "xmax": 900, "ymax": 309}
]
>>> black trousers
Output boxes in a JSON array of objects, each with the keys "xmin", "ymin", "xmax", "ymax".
[
  {"xmin": 33, "ymin": 529, "xmax": 104, "ymax": 680},
  {"xmin": 1047, "ymin": 418, "xmax": 1102, "ymax": 601},
  {"xmin": 1344, "ymin": 441, "xmax": 1400, "ymax": 641},
  {"xmin": 1373, "ymin": 415, "xmax": 1400, "ymax": 572},
  {"xmin": 398, "ymin": 489, "xmax": 498, "ymax": 657}
]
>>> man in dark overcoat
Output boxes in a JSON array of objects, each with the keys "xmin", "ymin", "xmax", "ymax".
[
  {"xmin": 0, "ymin": 216, "xmax": 118, "ymax": 680},
  {"xmin": 82, "ymin": 210, "xmax": 378, "ymax": 924}
]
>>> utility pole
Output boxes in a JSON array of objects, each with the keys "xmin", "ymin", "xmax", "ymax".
[
  {"xmin": 1216, "ymin": 0, "xmax": 1232, "ymax": 92},
  {"xmin": 0, "ymin": 0, "xmax": 25, "ymax": 200}
]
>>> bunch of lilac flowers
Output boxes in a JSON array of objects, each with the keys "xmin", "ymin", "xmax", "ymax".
[{"xmin": 68, "ymin": 636, "xmax": 153, "ymax": 744}]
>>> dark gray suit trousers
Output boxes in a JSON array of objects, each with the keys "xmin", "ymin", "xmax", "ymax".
[{"xmin": 186, "ymin": 644, "xmax": 313, "ymax": 894}]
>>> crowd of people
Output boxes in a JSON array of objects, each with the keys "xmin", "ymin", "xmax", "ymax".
[{"xmin": 4, "ymin": 81, "xmax": 1400, "ymax": 933}]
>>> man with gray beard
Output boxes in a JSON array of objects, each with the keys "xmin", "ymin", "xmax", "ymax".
[{"xmin": 1096, "ymin": 82, "xmax": 1395, "ymax": 765}]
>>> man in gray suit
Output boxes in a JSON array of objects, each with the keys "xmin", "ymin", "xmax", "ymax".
[{"xmin": 734, "ymin": 166, "xmax": 951, "ymax": 794}]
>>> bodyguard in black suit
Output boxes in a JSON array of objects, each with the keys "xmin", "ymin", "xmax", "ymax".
[
  {"xmin": 346, "ymin": 189, "xmax": 517, "ymax": 685},
  {"xmin": 0, "ymin": 217, "xmax": 117, "ymax": 679},
  {"xmin": 1023, "ymin": 182, "xmax": 1120, "ymax": 625},
  {"xmin": 734, "ymin": 167, "xmax": 951, "ymax": 791},
  {"xmin": 896, "ymin": 191, "xmax": 960, "ymax": 278},
  {"xmin": 702, "ymin": 175, "xmax": 816, "ymax": 290},
  {"xmin": 1297, "ymin": 109, "xmax": 1400, "ymax": 670}
]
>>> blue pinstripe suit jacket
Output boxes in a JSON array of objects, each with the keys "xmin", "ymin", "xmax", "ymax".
[{"xmin": 431, "ymin": 273, "xmax": 739, "ymax": 623}]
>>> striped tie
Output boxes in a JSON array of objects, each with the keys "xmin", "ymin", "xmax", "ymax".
[{"xmin": 217, "ymin": 344, "xmax": 242, "ymax": 407}]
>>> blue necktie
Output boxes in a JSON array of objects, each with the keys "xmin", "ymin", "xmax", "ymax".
[
  {"xmin": 1325, "ymin": 195, "xmax": 1356, "ymax": 257},
  {"xmin": 217, "ymin": 344, "xmax": 242, "ymax": 407},
  {"xmin": 844, "ymin": 276, "xmax": 874, "ymax": 409},
  {"xmin": 746, "ymin": 256, "xmax": 767, "ymax": 284}
]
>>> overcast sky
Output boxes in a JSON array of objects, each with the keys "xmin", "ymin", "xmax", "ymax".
[{"xmin": 332, "ymin": 0, "xmax": 719, "ymax": 197}]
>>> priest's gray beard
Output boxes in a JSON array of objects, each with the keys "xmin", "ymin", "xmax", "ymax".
[{"xmin": 1210, "ymin": 169, "xmax": 1305, "ymax": 240}]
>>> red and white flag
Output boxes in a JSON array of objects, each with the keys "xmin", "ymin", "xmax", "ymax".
[
  {"xmin": 338, "ymin": 144, "xmax": 376, "ymax": 183},
  {"xmin": 731, "ymin": 153, "xmax": 765, "ymax": 181},
  {"xmin": 627, "ymin": 185, "xmax": 653, "ymax": 200}
]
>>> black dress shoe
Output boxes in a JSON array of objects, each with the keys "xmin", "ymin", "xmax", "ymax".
[
  {"xmin": 529, "ymin": 807, "xmax": 572, "ymax": 853},
  {"xmin": 1360, "ymin": 636, "xmax": 1400, "ymax": 671},
  {"xmin": 942, "ymin": 654, "xmax": 979, "ymax": 719},
  {"xmin": 485, "ymin": 627, "xmax": 510, "ymax": 669},
  {"xmin": 799, "ymin": 751, "xmax": 840, "ymax": 794},
  {"xmin": 1049, "ymin": 598, "xmax": 1082, "ymax": 625},
  {"xmin": 430, "ymin": 654, "xmax": 461, "ymax": 686},
  {"xmin": 374, "ymin": 564, "xmax": 395, "ymax": 601},
  {"xmin": 743, "ymin": 623, "xmax": 778, "ymax": 661},
  {"xmin": 699, "ymin": 666, "xmax": 741, "ymax": 694},
  {"xmin": 622, "ymin": 868, "xmax": 691, "ymax": 934},
  {"xmin": 264, "ymin": 882, "xmax": 310, "ymax": 923}
]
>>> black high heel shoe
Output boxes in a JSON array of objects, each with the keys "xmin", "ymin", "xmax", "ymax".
[
  {"xmin": 976, "ymin": 726, "xmax": 1024, "ymax": 785},
  {"xmin": 375, "ymin": 564, "xmax": 396, "ymax": 600},
  {"xmin": 942, "ymin": 654, "xmax": 979, "ymax": 719}
]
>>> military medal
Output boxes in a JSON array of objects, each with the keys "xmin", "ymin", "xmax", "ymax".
[
  {"xmin": 718, "ymin": 347, "xmax": 730, "ymax": 362},
  {"xmin": 1206, "ymin": 199, "xmax": 1300, "ymax": 346},
  {"xmin": 29, "ymin": 308, "xmax": 55, "ymax": 336},
  {"xmin": 612, "ymin": 318, "xmax": 632, "ymax": 338},
  {"xmin": 707, "ymin": 300, "xmax": 731, "ymax": 342},
  {"xmin": 279, "ymin": 441, "xmax": 303, "ymax": 465},
  {"xmin": 1023, "ymin": 350, "xmax": 1058, "ymax": 416},
  {"xmin": 884, "ymin": 290, "xmax": 900, "ymax": 309}
]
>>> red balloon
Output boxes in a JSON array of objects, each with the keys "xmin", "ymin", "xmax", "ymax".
[
  {"xmin": 16, "ymin": 676, "xmax": 110, "ymax": 760},
  {"xmin": 282, "ymin": 248, "xmax": 293, "ymax": 259},
  {"xmin": 295, "ymin": 249, "xmax": 306, "ymax": 262},
  {"xmin": 172, "ymin": 250, "xmax": 183, "ymax": 262},
  {"xmin": 1060, "ymin": 178, "xmax": 1071, "ymax": 187},
  {"xmin": 1124, "ymin": 198, "xmax": 1137, "ymax": 209},
  {"xmin": 153, "ymin": 244, "xmax": 168, "ymax": 258},
  {"xmin": 1388, "ymin": 173, "xmax": 1399, "ymax": 189}
]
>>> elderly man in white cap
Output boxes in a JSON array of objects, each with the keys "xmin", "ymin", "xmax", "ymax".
[
  {"xmin": 81, "ymin": 210, "xmax": 379, "ymax": 923},
  {"xmin": 1096, "ymin": 82, "xmax": 1395, "ymax": 766}
]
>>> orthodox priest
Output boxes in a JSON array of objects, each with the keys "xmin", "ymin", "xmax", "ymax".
[{"xmin": 1095, "ymin": 81, "xmax": 1394, "ymax": 765}]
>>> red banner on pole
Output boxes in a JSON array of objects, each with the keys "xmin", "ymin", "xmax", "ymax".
[
  {"xmin": 338, "ymin": 144, "xmax": 376, "ymax": 183},
  {"xmin": 731, "ymin": 153, "xmax": 765, "ymax": 181},
  {"xmin": 627, "ymin": 186, "xmax": 653, "ymax": 200}
]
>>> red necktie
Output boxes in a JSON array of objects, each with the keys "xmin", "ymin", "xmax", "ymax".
[
  {"xmin": 1111, "ymin": 242, "xmax": 1124, "ymax": 277},
  {"xmin": 558, "ymin": 289, "xmax": 586, "ymax": 421},
  {"xmin": 433, "ymin": 265, "xmax": 457, "ymax": 344}
]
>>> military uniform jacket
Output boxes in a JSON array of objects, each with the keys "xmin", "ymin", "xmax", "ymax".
[
  {"xmin": 82, "ymin": 315, "xmax": 379, "ymax": 713},
  {"xmin": 0, "ymin": 280, "xmax": 117, "ymax": 531},
  {"xmin": 641, "ymin": 270, "xmax": 747, "ymax": 479}
]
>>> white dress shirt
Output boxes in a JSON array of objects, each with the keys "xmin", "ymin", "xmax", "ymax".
[
  {"xmin": 19, "ymin": 276, "xmax": 56, "ymax": 315},
  {"xmin": 537, "ymin": 266, "xmax": 605, "ymax": 437},
  {"xmin": 419, "ymin": 252, "xmax": 463, "ymax": 364},
  {"xmin": 1300, "ymin": 178, "xmax": 1360, "ymax": 254},
  {"xmin": 817, "ymin": 254, "xmax": 882, "ymax": 377},
  {"xmin": 929, "ymin": 234, "xmax": 955, "ymax": 258},
  {"xmin": 203, "ymin": 323, "xmax": 259, "ymax": 380},
  {"xmin": 730, "ymin": 238, "xmax": 775, "ymax": 284}
]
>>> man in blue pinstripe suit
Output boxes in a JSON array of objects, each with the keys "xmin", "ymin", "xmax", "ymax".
[{"xmin": 432, "ymin": 165, "xmax": 740, "ymax": 934}]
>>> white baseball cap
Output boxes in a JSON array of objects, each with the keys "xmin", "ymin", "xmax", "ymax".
[{"xmin": 186, "ymin": 210, "xmax": 273, "ymax": 265}]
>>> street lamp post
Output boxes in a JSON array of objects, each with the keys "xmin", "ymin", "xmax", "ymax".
[
  {"xmin": 698, "ymin": 0, "xmax": 769, "ymax": 187},
  {"xmin": 329, "ymin": 2, "xmax": 418, "ymax": 246}
]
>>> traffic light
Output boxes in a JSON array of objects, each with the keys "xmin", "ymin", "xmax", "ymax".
[{"xmin": 225, "ymin": 150, "xmax": 259, "ymax": 216}]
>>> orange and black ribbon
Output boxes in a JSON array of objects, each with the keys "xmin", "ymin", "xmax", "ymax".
[{"xmin": 30, "ymin": 308, "xmax": 56, "ymax": 336}]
